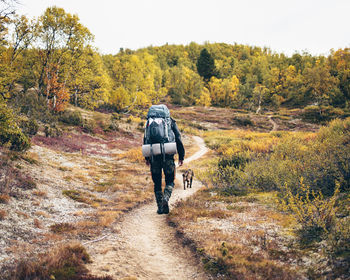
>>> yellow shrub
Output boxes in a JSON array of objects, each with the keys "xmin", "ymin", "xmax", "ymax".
[
  {"xmin": 119, "ymin": 147, "xmax": 144, "ymax": 163},
  {"xmin": 279, "ymin": 178, "xmax": 339, "ymax": 241},
  {"xmin": 127, "ymin": 115, "xmax": 142, "ymax": 123}
]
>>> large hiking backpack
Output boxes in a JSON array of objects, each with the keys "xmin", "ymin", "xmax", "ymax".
[
  {"xmin": 144, "ymin": 104, "xmax": 175, "ymax": 144},
  {"xmin": 142, "ymin": 105, "xmax": 177, "ymax": 158}
]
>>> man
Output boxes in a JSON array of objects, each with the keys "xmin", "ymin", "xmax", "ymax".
[{"xmin": 144, "ymin": 105, "xmax": 185, "ymax": 214}]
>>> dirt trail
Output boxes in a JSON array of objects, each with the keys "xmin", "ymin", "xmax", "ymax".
[
  {"xmin": 268, "ymin": 115, "xmax": 278, "ymax": 131},
  {"xmin": 87, "ymin": 136, "xmax": 210, "ymax": 280}
]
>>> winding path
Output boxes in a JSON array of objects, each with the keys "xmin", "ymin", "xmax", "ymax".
[
  {"xmin": 86, "ymin": 136, "xmax": 209, "ymax": 280},
  {"xmin": 268, "ymin": 115, "xmax": 278, "ymax": 132}
]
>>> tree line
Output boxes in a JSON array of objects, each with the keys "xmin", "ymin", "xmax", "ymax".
[{"xmin": 1, "ymin": 4, "xmax": 350, "ymax": 117}]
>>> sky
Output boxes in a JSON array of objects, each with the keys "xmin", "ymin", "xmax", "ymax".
[{"xmin": 15, "ymin": 0, "xmax": 350, "ymax": 56}]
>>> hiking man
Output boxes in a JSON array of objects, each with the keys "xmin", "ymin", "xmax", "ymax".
[{"xmin": 142, "ymin": 104, "xmax": 185, "ymax": 214}]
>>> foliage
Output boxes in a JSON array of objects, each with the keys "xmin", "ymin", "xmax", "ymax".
[
  {"xmin": 44, "ymin": 123, "xmax": 62, "ymax": 137},
  {"xmin": 196, "ymin": 86, "xmax": 211, "ymax": 107},
  {"xmin": 1, "ymin": 5, "xmax": 350, "ymax": 116},
  {"xmin": 165, "ymin": 65, "xmax": 203, "ymax": 105},
  {"xmin": 326, "ymin": 217, "xmax": 350, "ymax": 273},
  {"xmin": 44, "ymin": 64, "xmax": 70, "ymax": 112},
  {"xmin": 205, "ymin": 118, "xmax": 350, "ymax": 196},
  {"xmin": 59, "ymin": 110, "xmax": 83, "ymax": 126},
  {"xmin": 208, "ymin": 75, "xmax": 239, "ymax": 107},
  {"xmin": 11, "ymin": 90, "xmax": 57, "ymax": 123},
  {"xmin": 279, "ymin": 179, "xmax": 339, "ymax": 243},
  {"xmin": 301, "ymin": 105, "xmax": 344, "ymax": 123},
  {"xmin": 0, "ymin": 99, "xmax": 30, "ymax": 151},
  {"xmin": 19, "ymin": 118, "xmax": 38, "ymax": 137}
]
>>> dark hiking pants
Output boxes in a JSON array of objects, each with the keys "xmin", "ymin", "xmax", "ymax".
[{"xmin": 150, "ymin": 156, "xmax": 175, "ymax": 200}]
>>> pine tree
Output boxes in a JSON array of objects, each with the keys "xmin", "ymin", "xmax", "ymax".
[{"xmin": 196, "ymin": 48, "xmax": 216, "ymax": 81}]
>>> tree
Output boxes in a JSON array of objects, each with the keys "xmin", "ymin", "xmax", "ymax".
[
  {"xmin": 44, "ymin": 64, "xmax": 69, "ymax": 112},
  {"xmin": 165, "ymin": 65, "xmax": 203, "ymax": 105},
  {"xmin": 328, "ymin": 48, "xmax": 350, "ymax": 106},
  {"xmin": 303, "ymin": 60, "xmax": 338, "ymax": 107},
  {"xmin": 66, "ymin": 48, "xmax": 110, "ymax": 109},
  {"xmin": 208, "ymin": 76, "xmax": 239, "ymax": 107},
  {"xmin": 196, "ymin": 48, "xmax": 216, "ymax": 81},
  {"xmin": 0, "ymin": 15, "xmax": 34, "ymax": 100},
  {"xmin": 0, "ymin": 0, "xmax": 16, "ymax": 45},
  {"xmin": 196, "ymin": 87, "xmax": 211, "ymax": 107},
  {"xmin": 35, "ymin": 6, "xmax": 93, "ymax": 96},
  {"xmin": 111, "ymin": 52, "xmax": 166, "ymax": 109},
  {"xmin": 253, "ymin": 84, "xmax": 270, "ymax": 114}
]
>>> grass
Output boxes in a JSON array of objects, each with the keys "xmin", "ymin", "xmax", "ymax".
[
  {"xmin": 62, "ymin": 189, "xmax": 108, "ymax": 207},
  {"xmin": 13, "ymin": 243, "xmax": 113, "ymax": 280},
  {"xmin": 168, "ymin": 189, "xmax": 303, "ymax": 279}
]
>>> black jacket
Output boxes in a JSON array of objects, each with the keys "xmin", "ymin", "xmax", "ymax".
[
  {"xmin": 171, "ymin": 118, "xmax": 185, "ymax": 161},
  {"xmin": 144, "ymin": 118, "xmax": 185, "ymax": 161}
]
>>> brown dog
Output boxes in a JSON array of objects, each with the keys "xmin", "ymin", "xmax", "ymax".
[{"xmin": 182, "ymin": 169, "xmax": 194, "ymax": 190}]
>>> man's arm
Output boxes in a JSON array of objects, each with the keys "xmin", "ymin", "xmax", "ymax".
[{"xmin": 171, "ymin": 118, "xmax": 185, "ymax": 162}]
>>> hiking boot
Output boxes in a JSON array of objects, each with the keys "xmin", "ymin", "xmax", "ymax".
[
  {"xmin": 162, "ymin": 199, "xmax": 169, "ymax": 214},
  {"xmin": 162, "ymin": 184, "xmax": 174, "ymax": 214},
  {"xmin": 155, "ymin": 191, "xmax": 163, "ymax": 214}
]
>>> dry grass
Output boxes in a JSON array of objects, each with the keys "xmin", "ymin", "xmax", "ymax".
[
  {"xmin": 118, "ymin": 147, "xmax": 144, "ymax": 163},
  {"xmin": 35, "ymin": 211, "xmax": 51, "ymax": 218},
  {"xmin": 16, "ymin": 210, "xmax": 30, "ymax": 218},
  {"xmin": 168, "ymin": 189, "xmax": 304, "ymax": 279},
  {"xmin": 33, "ymin": 218, "xmax": 42, "ymax": 229},
  {"xmin": 50, "ymin": 222, "xmax": 76, "ymax": 234},
  {"xmin": 32, "ymin": 189, "xmax": 47, "ymax": 197},
  {"xmin": 0, "ymin": 209, "xmax": 7, "ymax": 220},
  {"xmin": 0, "ymin": 193, "xmax": 10, "ymax": 203},
  {"xmin": 96, "ymin": 211, "xmax": 121, "ymax": 227},
  {"xmin": 12, "ymin": 243, "xmax": 114, "ymax": 280}
]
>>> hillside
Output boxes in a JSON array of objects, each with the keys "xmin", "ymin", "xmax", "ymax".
[{"xmin": 2, "ymin": 104, "xmax": 348, "ymax": 279}]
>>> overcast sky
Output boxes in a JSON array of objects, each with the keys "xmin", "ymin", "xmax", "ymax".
[{"xmin": 16, "ymin": 0, "xmax": 350, "ymax": 56}]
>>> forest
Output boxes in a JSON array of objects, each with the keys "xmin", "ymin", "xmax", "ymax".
[{"xmin": 1, "ymin": 4, "xmax": 350, "ymax": 151}]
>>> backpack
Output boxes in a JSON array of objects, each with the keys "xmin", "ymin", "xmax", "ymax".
[
  {"xmin": 142, "ymin": 105, "xmax": 177, "ymax": 159},
  {"xmin": 144, "ymin": 104, "xmax": 175, "ymax": 144}
]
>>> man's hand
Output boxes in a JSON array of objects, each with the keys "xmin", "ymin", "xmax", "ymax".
[
  {"xmin": 178, "ymin": 160, "xmax": 183, "ymax": 167},
  {"xmin": 145, "ymin": 159, "xmax": 150, "ymax": 166}
]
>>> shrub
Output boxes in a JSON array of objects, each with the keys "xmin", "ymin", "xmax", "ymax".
[
  {"xmin": 232, "ymin": 115, "xmax": 254, "ymax": 127},
  {"xmin": 12, "ymin": 90, "xmax": 57, "ymax": 123},
  {"xmin": 44, "ymin": 123, "xmax": 63, "ymax": 137},
  {"xmin": 19, "ymin": 118, "xmax": 39, "ymax": 137},
  {"xmin": 59, "ymin": 110, "xmax": 83, "ymax": 126},
  {"xmin": 0, "ymin": 100, "xmax": 30, "ymax": 151},
  {"xmin": 326, "ymin": 218, "xmax": 350, "ymax": 275},
  {"xmin": 108, "ymin": 120, "xmax": 119, "ymax": 131},
  {"xmin": 126, "ymin": 115, "xmax": 141, "ymax": 123},
  {"xmin": 82, "ymin": 119, "xmax": 97, "ymax": 134},
  {"xmin": 111, "ymin": 112, "xmax": 121, "ymax": 120},
  {"xmin": 303, "ymin": 118, "xmax": 350, "ymax": 195},
  {"xmin": 279, "ymin": 180, "xmax": 339, "ymax": 244},
  {"xmin": 301, "ymin": 105, "xmax": 344, "ymax": 123}
]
